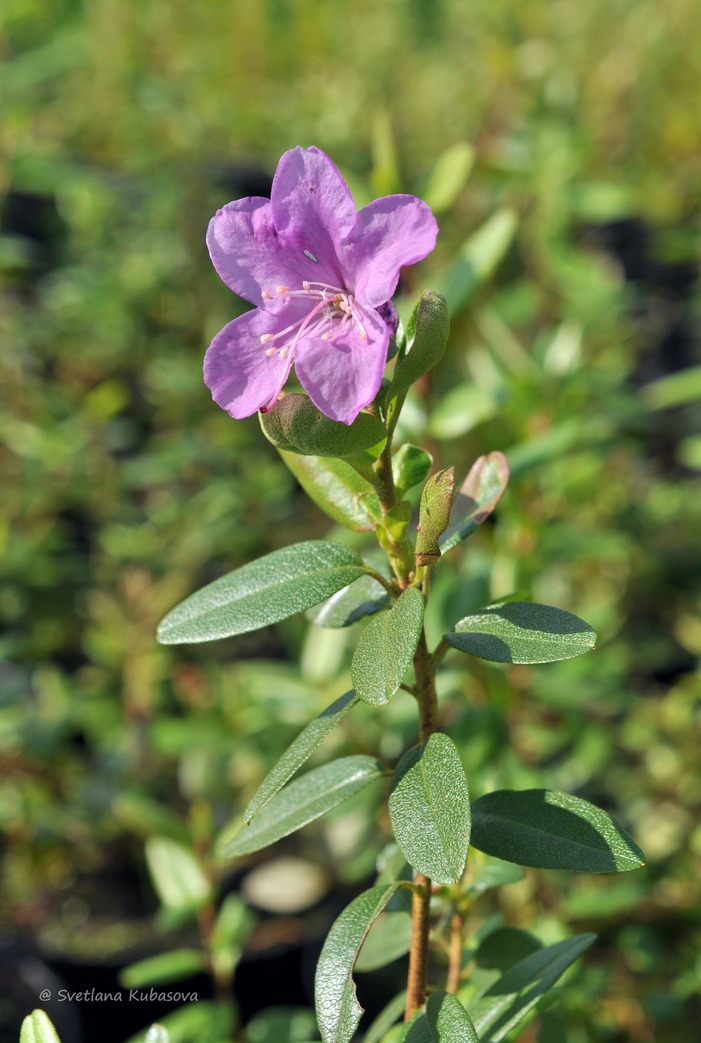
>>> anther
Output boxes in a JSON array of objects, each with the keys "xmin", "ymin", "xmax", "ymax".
[
  {"xmin": 321, "ymin": 333, "xmax": 330, "ymax": 341},
  {"xmin": 262, "ymin": 291, "xmax": 274, "ymax": 300},
  {"xmin": 260, "ymin": 334, "xmax": 275, "ymax": 344},
  {"xmin": 276, "ymin": 285, "xmax": 290, "ymax": 295},
  {"xmin": 265, "ymin": 347, "xmax": 277, "ymax": 356}
]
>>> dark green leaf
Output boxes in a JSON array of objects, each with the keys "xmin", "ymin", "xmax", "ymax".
[
  {"xmin": 440, "ymin": 452, "xmax": 510, "ymax": 553},
  {"xmin": 445, "ymin": 602, "xmax": 596, "ymax": 664},
  {"xmin": 469, "ymin": 934, "xmax": 596, "ymax": 1041},
  {"xmin": 243, "ymin": 691, "xmax": 359, "ymax": 823},
  {"xmin": 470, "ymin": 789, "xmax": 646, "ymax": 873},
  {"xmin": 392, "ymin": 444, "xmax": 433, "ymax": 498},
  {"xmin": 219, "ymin": 756, "xmax": 386, "ymax": 858},
  {"xmin": 20, "ymin": 1012, "xmax": 61, "ymax": 1043},
  {"xmin": 389, "ymin": 733, "xmax": 471, "ymax": 884},
  {"xmin": 387, "ymin": 292, "xmax": 451, "ymax": 404},
  {"xmin": 307, "ymin": 575, "xmax": 390, "ymax": 628},
  {"xmin": 315, "ymin": 884, "xmax": 400, "ymax": 1043},
  {"xmin": 351, "ymin": 588, "xmax": 424, "ymax": 706},
  {"xmin": 157, "ymin": 541, "xmax": 367, "ymax": 644},
  {"xmin": 260, "ymin": 394, "xmax": 386, "ymax": 458},
  {"xmin": 119, "ymin": 949, "xmax": 206, "ymax": 988},
  {"xmin": 355, "ymin": 911, "xmax": 412, "ymax": 971},
  {"xmin": 401, "ymin": 992, "xmax": 480, "ymax": 1043},
  {"xmin": 280, "ymin": 452, "xmax": 383, "ymax": 532},
  {"xmin": 415, "ymin": 468, "xmax": 455, "ymax": 566},
  {"xmin": 439, "ymin": 208, "xmax": 517, "ymax": 316}
]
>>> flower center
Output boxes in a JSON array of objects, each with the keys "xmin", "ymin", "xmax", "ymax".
[{"xmin": 258, "ymin": 281, "xmax": 368, "ymax": 415}]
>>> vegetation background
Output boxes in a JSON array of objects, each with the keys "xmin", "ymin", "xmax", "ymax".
[{"xmin": 1, "ymin": 0, "xmax": 700, "ymax": 1040}]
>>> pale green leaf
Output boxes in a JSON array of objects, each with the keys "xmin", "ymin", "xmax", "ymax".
[
  {"xmin": 439, "ymin": 208, "xmax": 518, "ymax": 315},
  {"xmin": 308, "ymin": 575, "xmax": 390, "ymax": 628},
  {"xmin": 362, "ymin": 991, "xmax": 407, "ymax": 1043},
  {"xmin": 119, "ymin": 949, "xmax": 206, "ymax": 988},
  {"xmin": 315, "ymin": 884, "xmax": 400, "ymax": 1043},
  {"xmin": 392, "ymin": 444, "xmax": 433, "ymax": 498},
  {"xmin": 351, "ymin": 588, "xmax": 424, "ymax": 705},
  {"xmin": 445, "ymin": 602, "xmax": 596, "ymax": 664},
  {"xmin": 144, "ymin": 836, "xmax": 211, "ymax": 910},
  {"xmin": 243, "ymin": 691, "xmax": 359, "ymax": 822},
  {"xmin": 389, "ymin": 733, "xmax": 471, "ymax": 884},
  {"xmin": 20, "ymin": 1012, "xmax": 61, "ymax": 1043},
  {"xmin": 471, "ymin": 789, "xmax": 646, "ymax": 872},
  {"xmin": 219, "ymin": 756, "xmax": 386, "ymax": 858},
  {"xmin": 157, "ymin": 541, "xmax": 367, "ymax": 644},
  {"xmin": 422, "ymin": 142, "xmax": 475, "ymax": 213},
  {"xmin": 355, "ymin": 911, "xmax": 413, "ymax": 971}
]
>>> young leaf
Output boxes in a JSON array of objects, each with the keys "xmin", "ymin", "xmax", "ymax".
[
  {"xmin": 422, "ymin": 142, "xmax": 475, "ymax": 213},
  {"xmin": 144, "ymin": 836, "xmax": 211, "ymax": 910},
  {"xmin": 308, "ymin": 575, "xmax": 391, "ymax": 628},
  {"xmin": 351, "ymin": 588, "xmax": 424, "ymax": 706},
  {"xmin": 315, "ymin": 884, "xmax": 400, "ymax": 1043},
  {"xmin": 20, "ymin": 1012, "xmax": 61, "ymax": 1043},
  {"xmin": 439, "ymin": 208, "xmax": 517, "ymax": 316},
  {"xmin": 387, "ymin": 291, "xmax": 451, "ymax": 404},
  {"xmin": 157, "ymin": 541, "xmax": 367, "ymax": 644},
  {"xmin": 355, "ymin": 911, "xmax": 413, "ymax": 971},
  {"xmin": 119, "ymin": 949, "xmax": 206, "ymax": 988},
  {"xmin": 470, "ymin": 789, "xmax": 646, "ymax": 873},
  {"xmin": 219, "ymin": 756, "xmax": 386, "ymax": 858},
  {"xmin": 415, "ymin": 468, "xmax": 455, "ymax": 566},
  {"xmin": 401, "ymin": 992, "xmax": 480, "ymax": 1042},
  {"xmin": 440, "ymin": 452, "xmax": 510, "ymax": 553},
  {"xmin": 469, "ymin": 855, "xmax": 524, "ymax": 893},
  {"xmin": 280, "ymin": 451, "xmax": 383, "ymax": 531},
  {"xmin": 389, "ymin": 733, "xmax": 471, "ymax": 884},
  {"xmin": 445, "ymin": 602, "xmax": 596, "ymax": 664},
  {"xmin": 392, "ymin": 444, "xmax": 433, "ymax": 498},
  {"xmin": 243, "ymin": 691, "xmax": 359, "ymax": 823},
  {"xmin": 468, "ymin": 934, "xmax": 596, "ymax": 1041},
  {"xmin": 260, "ymin": 394, "xmax": 386, "ymax": 458}
]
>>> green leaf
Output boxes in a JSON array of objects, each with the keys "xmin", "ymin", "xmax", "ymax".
[
  {"xmin": 243, "ymin": 691, "xmax": 359, "ymax": 822},
  {"xmin": 468, "ymin": 934, "xmax": 596, "ymax": 1041},
  {"xmin": 469, "ymin": 855, "xmax": 524, "ymax": 893},
  {"xmin": 440, "ymin": 452, "xmax": 510, "ymax": 553},
  {"xmin": 428, "ymin": 382, "xmax": 501, "ymax": 439},
  {"xmin": 387, "ymin": 292, "xmax": 451, "ymax": 404},
  {"xmin": 157, "ymin": 541, "xmax": 367, "ymax": 644},
  {"xmin": 439, "ymin": 208, "xmax": 518, "ymax": 316},
  {"xmin": 641, "ymin": 364, "xmax": 701, "ymax": 410},
  {"xmin": 119, "ymin": 949, "xmax": 206, "ymax": 988},
  {"xmin": 144, "ymin": 836, "xmax": 211, "ymax": 910},
  {"xmin": 389, "ymin": 733, "xmax": 471, "ymax": 884},
  {"xmin": 351, "ymin": 588, "xmax": 424, "ymax": 706},
  {"xmin": 445, "ymin": 602, "xmax": 596, "ymax": 664},
  {"xmin": 308, "ymin": 575, "xmax": 390, "ymax": 628},
  {"xmin": 355, "ymin": 911, "xmax": 413, "ymax": 971},
  {"xmin": 315, "ymin": 883, "xmax": 400, "ymax": 1043},
  {"xmin": 415, "ymin": 468, "xmax": 455, "ymax": 566},
  {"xmin": 422, "ymin": 142, "xmax": 475, "ymax": 213},
  {"xmin": 402, "ymin": 992, "xmax": 480, "ymax": 1042},
  {"xmin": 245, "ymin": 1006, "xmax": 320, "ymax": 1043},
  {"xmin": 280, "ymin": 451, "xmax": 383, "ymax": 532},
  {"xmin": 470, "ymin": 789, "xmax": 646, "ymax": 873},
  {"xmin": 145, "ymin": 1027, "xmax": 170, "ymax": 1043},
  {"xmin": 20, "ymin": 1012, "xmax": 61, "ymax": 1043},
  {"xmin": 219, "ymin": 756, "xmax": 386, "ymax": 858},
  {"xmin": 362, "ymin": 991, "xmax": 407, "ymax": 1043},
  {"xmin": 260, "ymin": 394, "xmax": 386, "ymax": 458},
  {"xmin": 392, "ymin": 444, "xmax": 433, "ymax": 498}
]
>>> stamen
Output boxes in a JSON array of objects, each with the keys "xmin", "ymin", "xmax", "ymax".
[
  {"xmin": 262, "ymin": 291, "xmax": 274, "ymax": 300},
  {"xmin": 265, "ymin": 346, "xmax": 278, "ymax": 356},
  {"xmin": 275, "ymin": 285, "xmax": 290, "ymax": 295},
  {"xmin": 321, "ymin": 333, "xmax": 330, "ymax": 341},
  {"xmin": 279, "ymin": 346, "xmax": 289, "ymax": 360},
  {"xmin": 260, "ymin": 334, "xmax": 275, "ymax": 344}
]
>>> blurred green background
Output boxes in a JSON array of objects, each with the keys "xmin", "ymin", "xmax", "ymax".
[{"xmin": 1, "ymin": 0, "xmax": 700, "ymax": 1041}]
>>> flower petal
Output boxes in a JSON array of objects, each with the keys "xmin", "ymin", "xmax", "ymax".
[
  {"xmin": 294, "ymin": 305, "xmax": 389, "ymax": 425},
  {"xmin": 345, "ymin": 195, "xmax": 438, "ymax": 307},
  {"xmin": 270, "ymin": 147, "xmax": 357, "ymax": 286},
  {"xmin": 207, "ymin": 198, "xmax": 312, "ymax": 309},
  {"xmin": 204, "ymin": 307, "xmax": 299, "ymax": 418}
]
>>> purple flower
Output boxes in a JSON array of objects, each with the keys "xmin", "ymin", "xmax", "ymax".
[{"xmin": 204, "ymin": 146, "xmax": 438, "ymax": 426}]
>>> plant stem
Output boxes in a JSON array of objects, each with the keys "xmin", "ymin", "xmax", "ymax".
[{"xmin": 404, "ymin": 628, "xmax": 439, "ymax": 1020}]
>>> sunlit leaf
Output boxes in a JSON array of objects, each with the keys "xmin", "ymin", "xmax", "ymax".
[
  {"xmin": 445, "ymin": 602, "xmax": 596, "ymax": 664},
  {"xmin": 351, "ymin": 588, "xmax": 424, "ymax": 705},
  {"xmin": 440, "ymin": 452, "xmax": 509, "ymax": 553},
  {"xmin": 280, "ymin": 452, "xmax": 383, "ymax": 531}
]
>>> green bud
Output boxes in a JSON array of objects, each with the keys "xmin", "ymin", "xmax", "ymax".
[
  {"xmin": 386, "ymin": 291, "xmax": 450, "ymax": 404},
  {"xmin": 392, "ymin": 444, "xmax": 433, "ymax": 498},
  {"xmin": 415, "ymin": 467, "xmax": 455, "ymax": 567},
  {"xmin": 259, "ymin": 394, "xmax": 386, "ymax": 458}
]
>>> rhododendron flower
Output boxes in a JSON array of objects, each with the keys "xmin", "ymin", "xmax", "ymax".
[{"xmin": 205, "ymin": 146, "xmax": 438, "ymax": 425}]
